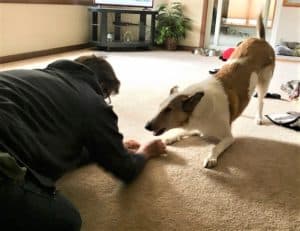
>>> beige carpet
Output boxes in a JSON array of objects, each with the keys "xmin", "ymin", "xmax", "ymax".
[{"xmin": 2, "ymin": 50, "xmax": 300, "ymax": 230}]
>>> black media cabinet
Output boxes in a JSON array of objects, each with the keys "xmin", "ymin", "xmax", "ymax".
[{"xmin": 88, "ymin": 7, "xmax": 158, "ymax": 50}]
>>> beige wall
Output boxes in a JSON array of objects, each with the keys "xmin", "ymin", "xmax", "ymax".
[
  {"xmin": 153, "ymin": 0, "xmax": 203, "ymax": 47},
  {"xmin": 0, "ymin": 0, "xmax": 203, "ymax": 57},
  {"xmin": 0, "ymin": 4, "xmax": 89, "ymax": 57},
  {"xmin": 173, "ymin": 0, "xmax": 203, "ymax": 47},
  {"xmin": 1, "ymin": 1, "xmax": 297, "ymax": 57},
  {"xmin": 154, "ymin": 0, "xmax": 169, "ymax": 7}
]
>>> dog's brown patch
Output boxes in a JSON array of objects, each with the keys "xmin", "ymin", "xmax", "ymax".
[{"xmin": 215, "ymin": 38, "xmax": 275, "ymax": 123}]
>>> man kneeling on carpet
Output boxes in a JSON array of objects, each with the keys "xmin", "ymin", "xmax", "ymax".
[{"xmin": 0, "ymin": 55, "xmax": 166, "ymax": 231}]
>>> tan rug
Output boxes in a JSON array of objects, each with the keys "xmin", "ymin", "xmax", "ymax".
[{"xmin": 51, "ymin": 51, "xmax": 299, "ymax": 231}]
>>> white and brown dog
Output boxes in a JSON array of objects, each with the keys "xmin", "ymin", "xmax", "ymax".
[{"xmin": 145, "ymin": 13, "xmax": 275, "ymax": 168}]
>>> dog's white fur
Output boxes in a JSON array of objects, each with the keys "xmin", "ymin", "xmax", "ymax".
[
  {"xmin": 146, "ymin": 13, "xmax": 275, "ymax": 168},
  {"xmin": 164, "ymin": 62, "xmax": 274, "ymax": 168},
  {"xmin": 163, "ymin": 77, "xmax": 233, "ymax": 168}
]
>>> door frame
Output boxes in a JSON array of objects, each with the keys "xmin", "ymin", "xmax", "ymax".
[{"xmin": 199, "ymin": 0, "xmax": 280, "ymax": 49}]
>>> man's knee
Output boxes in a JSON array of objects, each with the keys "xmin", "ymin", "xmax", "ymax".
[
  {"xmin": 54, "ymin": 192, "xmax": 82, "ymax": 231},
  {"xmin": 62, "ymin": 208, "xmax": 82, "ymax": 231}
]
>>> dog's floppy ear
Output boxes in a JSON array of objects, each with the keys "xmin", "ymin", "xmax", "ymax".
[
  {"xmin": 182, "ymin": 92, "xmax": 204, "ymax": 113},
  {"xmin": 170, "ymin": 86, "xmax": 179, "ymax": 95}
]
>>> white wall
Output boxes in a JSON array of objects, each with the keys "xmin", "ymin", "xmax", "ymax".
[{"xmin": 271, "ymin": 0, "xmax": 300, "ymax": 45}]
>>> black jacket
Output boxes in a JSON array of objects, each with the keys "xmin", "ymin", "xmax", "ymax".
[{"xmin": 0, "ymin": 60, "xmax": 145, "ymax": 187}]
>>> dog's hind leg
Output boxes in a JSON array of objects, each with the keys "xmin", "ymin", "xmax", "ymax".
[{"xmin": 255, "ymin": 65, "xmax": 274, "ymax": 125}]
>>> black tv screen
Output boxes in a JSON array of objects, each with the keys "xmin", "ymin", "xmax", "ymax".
[{"xmin": 94, "ymin": 0, "xmax": 153, "ymax": 8}]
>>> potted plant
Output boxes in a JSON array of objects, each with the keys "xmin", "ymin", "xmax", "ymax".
[{"xmin": 155, "ymin": 2, "xmax": 192, "ymax": 50}]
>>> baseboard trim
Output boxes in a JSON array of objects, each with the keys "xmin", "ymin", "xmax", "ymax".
[
  {"xmin": 153, "ymin": 45, "xmax": 197, "ymax": 52},
  {"xmin": 0, "ymin": 44, "xmax": 199, "ymax": 64},
  {"xmin": 177, "ymin": 45, "xmax": 197, "ymax": 52},
  {"xmin": 0, "ymin": 43, "xmax": 91, "ymax": 64},
  {"xmin": 276, "ymin": 55, "xmax": 300, "ymax": 63}
]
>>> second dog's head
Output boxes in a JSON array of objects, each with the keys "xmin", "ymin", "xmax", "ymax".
[
  {"xmin": 75, "ymin": 54, "xmax": 120, "ymax": 99},
  {"xmin": 145, "ymin": 86, "xmax": 204, "ymax": 136}
]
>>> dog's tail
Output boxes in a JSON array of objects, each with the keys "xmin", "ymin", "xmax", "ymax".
[{"xmin": 257, "ymin": 12, "xmax": 265, "ymax": 40}]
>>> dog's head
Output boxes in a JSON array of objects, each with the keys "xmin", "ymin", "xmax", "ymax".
[
  {"xmin": 145, "ymin": 86, "xmax": 204, "ymax": 136},
  {"xmin": 75, "ymin": 54, "xmax": 120, "ymax": 98}
]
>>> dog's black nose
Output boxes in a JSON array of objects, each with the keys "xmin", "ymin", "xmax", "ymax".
[{"xmin": 145, "ymin": 122, "xmax": 153, "ymax": 131}]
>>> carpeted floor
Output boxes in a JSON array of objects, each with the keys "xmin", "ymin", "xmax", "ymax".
[{"xmin": 2, "ymin": 50, "xmax": 300, "ymax": 230}]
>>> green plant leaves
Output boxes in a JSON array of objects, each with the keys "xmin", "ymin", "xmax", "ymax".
[{"xmin": 155, "ymin": 2, "xmax": 192, "ymax": 45}]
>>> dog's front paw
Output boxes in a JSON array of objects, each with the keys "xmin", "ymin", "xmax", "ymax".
[
  {"xmin": 163, "ymin": 136, "xmax": 181, "ymax": 145},
  {"xmin": 203, "ymin": 157, "xmax": 217, "ymax": 168},
  {"xmin": 255, "ymin": 117, "xmax": 263, "ymax": 125}
]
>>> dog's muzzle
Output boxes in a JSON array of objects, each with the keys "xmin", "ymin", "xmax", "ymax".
[
  {"xmin": 145, "ymin": 121, "xmax": 153, "ymax": 131},
  {"xmin": 145, "ymin": 122, "xmax": 166, "ymax": 136}
]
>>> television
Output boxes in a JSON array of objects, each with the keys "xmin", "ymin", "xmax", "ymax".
[{"xmin": 94, "ymin": 0, "xmax": 153, "ymax": 8}]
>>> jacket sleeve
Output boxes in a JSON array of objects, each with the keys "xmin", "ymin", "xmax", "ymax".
[{"xmin": 84, "ymin": 99, "xmax": 146, "ymax": 184}]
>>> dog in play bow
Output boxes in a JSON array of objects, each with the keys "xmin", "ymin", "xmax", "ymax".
[{"xmin": 145, "ymin": 13, "xmax": 275, "ymax": 168}]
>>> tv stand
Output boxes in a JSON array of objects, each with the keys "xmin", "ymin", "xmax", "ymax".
[{"xmin": 88, "ymin": 7, "xmax": 158, "ymax": 50}]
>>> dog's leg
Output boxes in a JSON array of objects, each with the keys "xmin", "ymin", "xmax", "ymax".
[
  {"xmin": 163, "ymin": 129, "xmax": 200, "ymax": 145},
  {"xmin": 255, "ymin": 65, "xmax": 274, "ymax": 125},
  {"xmin": 203, "ymin": 134, "xmax": 234, "ymax": 168}
]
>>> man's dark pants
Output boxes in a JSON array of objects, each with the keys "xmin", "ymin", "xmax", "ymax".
[{"xmin": 0, "ymin": 173, "xmax": 82, "ymax": 231}]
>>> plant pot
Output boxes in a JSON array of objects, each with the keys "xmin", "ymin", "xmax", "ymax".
[{"xmin": 165, "ymin": 38, "xmax": 177, "ymax": 50}]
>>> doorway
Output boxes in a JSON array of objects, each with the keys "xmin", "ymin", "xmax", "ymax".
[{"xmin": 206, "ymin": 0, "xmax": 276, "ymax": 49}]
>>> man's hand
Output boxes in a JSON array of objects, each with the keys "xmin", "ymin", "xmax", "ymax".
[
  {"xmin": 136, "ymin": 139, "xmax": 166, "ymax": 160},
  {"xmin": 124, "ymin": 140, "xmax": 141, "ymax": 152}
]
